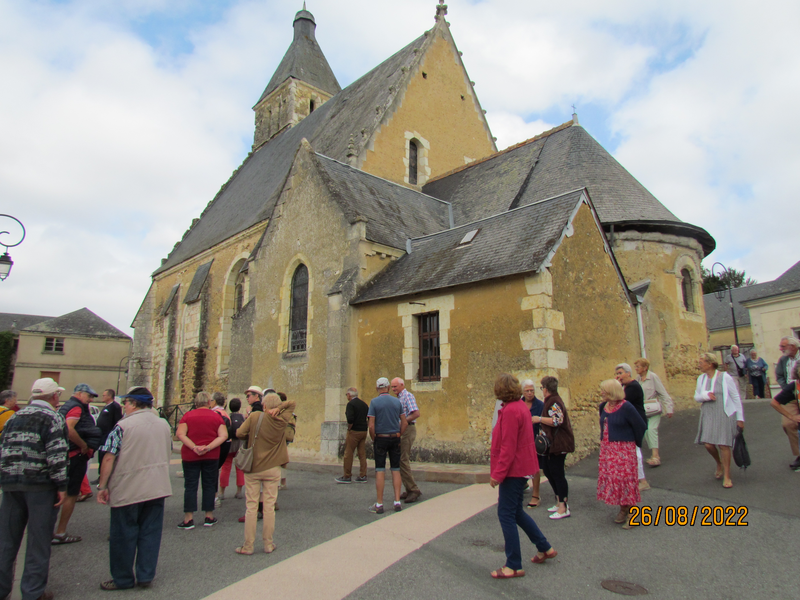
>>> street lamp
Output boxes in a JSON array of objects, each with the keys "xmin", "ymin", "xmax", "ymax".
[
  {"xmin": 711, "ymin": 261, "xmax": 739, "ymax": 347},
  {"xmin": 0, "ymin": 214, "xmax": 26, "ymax": 281},
  {"xmin": 116, "ymin": 355, "xmax": 130, "ymax": 395}
]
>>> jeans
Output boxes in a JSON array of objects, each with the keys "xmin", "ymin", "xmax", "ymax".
[
  {"xmin": 749, "ymin": 376, "xmax": 765, "ymax": 398},
  {"xmin": 182, "ymin": 460, "xmax": 218, "ymax": 513},
  {"xmin": 497, "ymin": 477, "xmax": 550, "ymax": 570},
  {"xmin": 109, "ymin": 498, "xmax": 165, "ymax": 588},
  {"xmin": 540, "ymin": 453, "xmax": 568, "ymax": 503},
  {"xmin": 0, "ymin": 489, "xmax": 60, "ymax": 600}
]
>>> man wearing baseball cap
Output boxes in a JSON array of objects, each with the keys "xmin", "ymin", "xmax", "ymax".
[
  {"xmin": 96, "ymin": 387, "xmax": 172, "ymax": 590},
  {"xmin": 53, "ymin": 383, "xmax": 103, "ymax": 544},
  {"xmin": 367, "ymin": 377, "xmax": 407, "ymax": 514},
  {"xmin": 0, "ymin": 378, "xmax": 68, "ymax": 600}
]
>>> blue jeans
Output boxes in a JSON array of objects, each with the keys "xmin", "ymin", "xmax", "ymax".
[
  {"xmin": 497, "ymin": 477, "xmax": 551, "ymax": 570},
  {"xmin": 0, "ymin": 489, "xmax": 60, "ymax": 600},
  {"xmin": 109, "ymin": 498, "xmax": 165, "ymax": 588},
  {"xmin": 182, "ymin": 459, "xmax": 218, "ymax": 513}
]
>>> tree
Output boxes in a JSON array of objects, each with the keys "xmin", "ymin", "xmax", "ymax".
[{"xmin": 702, "ymin": 266, "xmax": 757, "ymax": 295}]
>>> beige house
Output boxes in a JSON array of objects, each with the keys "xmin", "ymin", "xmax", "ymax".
[{"xmin": 12, "ymin": 308, "xmax": 131, "ymax": 397}]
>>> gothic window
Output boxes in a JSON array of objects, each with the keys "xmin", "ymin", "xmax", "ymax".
[
  {"xmin": 290, "ymin": 264, "xmax": 309, "ymax": 353},
  {"xmin": 234, "ymin": 271, "xmax": 245, "ymax": 313},
  {"xmin": 418, "ymin": 312, "xmax": 440, "ymax": 381},
  {"xmin": 681, "ymin": 268, "xmax": 695, "ymax": 312},
  {"xmin": 409, "ymin": 140, "xmax": 419, "ymax": 185}
]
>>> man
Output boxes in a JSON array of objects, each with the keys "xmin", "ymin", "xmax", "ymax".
[
  {"xmin": 390, "ymin": 377, "xmax": 422, "ymax": 503},
  {"xmin": 335, "ymin": 387, "xmax": 369, "ymax": 484},
  {"xmin": 0, "ymin": 390, "xmax": 18, "ymax": 433},
  {"xmin": 53, "ymin": 383, "xmax": 102, "ymax": 544},
  {"xmin": 367, "ymin": 378, "xmax": 407, "ymax": 514},
  {"xmin": 0, "ymin": 378, "xmax": 68, "ymax": 600},
  {"xmin": 614, "ymin": 364, "xmax": 650, "ymax": 492},
  {"xmin": 724, "ymin": 345, "xmax": 748, "ymax": 398},
  {"xmin": 96, "ymin": 386, "xmax": 172, "ymax": 590},
  {"xmin": 245, "ymin": 386, "xmax": 264, "ymax": 414},
  {"xmin": 94, "ymin": 389, "xmax": 123, "ymax": 483},
  {"xmin": 770, "ymin": 337, "xmax": 800, "ymax": 469}
]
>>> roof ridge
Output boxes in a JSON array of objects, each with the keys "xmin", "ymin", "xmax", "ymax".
[{"xmin": 425, "ymin": 120, "xmax": 575, "ymax": 184}]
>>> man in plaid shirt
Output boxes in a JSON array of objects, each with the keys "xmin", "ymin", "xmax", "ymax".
[{"xmin": 391, "ymin": 378, "xmax": 422, "ymax": 503}]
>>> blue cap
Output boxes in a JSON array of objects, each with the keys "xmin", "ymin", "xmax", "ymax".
[
  {"xmin": 73, "ymin": 383, "xmax": 98, "ymax": 397},
  {"xmin": 119, "ymin": 386, "xmax": 154, "ymax": 405}
]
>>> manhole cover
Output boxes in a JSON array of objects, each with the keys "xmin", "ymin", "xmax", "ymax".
[{"xmin": 601, "ymin": 580, "xmax": 648, "ymax": 596}]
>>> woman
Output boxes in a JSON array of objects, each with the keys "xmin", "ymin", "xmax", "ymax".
[
  {"xmin": 234, "ymin": 392, "xmax": 296, "ymax": 555},
  {"xmin": 597, "ymin": 379, "xmax": 647, "ymax": 529},
  {"xmin": 211, "ymin": 392, "xmax": 232, "ymax": 506},
  {"xmin": 634, "ymin": 358, "xmax": 673, "ymax": 467},
  {"xmin": 533, "ymin": 376, "xmax": 574, "ymax": 520},
  {"xmin": 521, "ymin": 379, "xmax": 544, "ymax": 508},
  {"xmin": 176, "ymin": 392, "xmax": 228, "ymax": 529},
  {"xmin": 694, "ymin": 352, "xmax": 745, "ymax": 488},
  {"xmin": 490, "ymin": 374, "xmax": 557, "ymax": 579},
  {"xmin": 746, "ymin": 349, "xmax": 768, "ymax": 399},
  {"xmin": 220, "ymin": 397, "xmax": 246, "ymax": 500}
]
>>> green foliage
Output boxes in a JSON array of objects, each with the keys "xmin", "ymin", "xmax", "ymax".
[
  {"xmin": 0, "ymin": 331, "xmax": 15, "ymax": 390},
  {"xmin": 702, "ymin": 266, "xmax": 757, "ymax": 295}
]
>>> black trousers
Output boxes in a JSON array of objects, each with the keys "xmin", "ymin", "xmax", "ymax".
[{"xmin": 540, "ymin": 453, "xmax": 568, "ymax": 503}]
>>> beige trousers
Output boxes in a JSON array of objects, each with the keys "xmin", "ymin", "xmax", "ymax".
[
  {"xmin": 400, "ymin": 425, "xmax": 419, "ymax": 493},
  {"xmin": 781, "ymin": 400, "xmax": 800, "ymax": 456},
  {"xmin": 242, "ymin": 466, "xmax": 280, "ymax": 553}
]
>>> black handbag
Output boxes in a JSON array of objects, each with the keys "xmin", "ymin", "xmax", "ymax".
[
  {"xmin": 732, "ymin": 426, "xmax": 751, "ymax": 469},
  {"xmin": 535, "ymin": 432, "xmax": 550, "ymax": 456}
]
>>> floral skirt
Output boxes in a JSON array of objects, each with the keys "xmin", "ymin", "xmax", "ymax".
[{"xmin": 597, "ymin": 436, "xmax": 641, "ymax": 506}]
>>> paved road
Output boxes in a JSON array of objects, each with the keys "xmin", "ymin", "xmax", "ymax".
[{"xmin": 12, "ymin": 400, "xmax": 800, "ymax": 600}]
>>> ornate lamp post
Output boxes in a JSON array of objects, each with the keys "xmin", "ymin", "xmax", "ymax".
[
  {"xmin": 0, "ymin": 214, "xmax": 26, "ymax": 281},
  {"xmin": 711, "ymin": 261, "xmax": 739, "ymax": 347}
]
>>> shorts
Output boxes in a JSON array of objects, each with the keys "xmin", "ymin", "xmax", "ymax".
[
  {"xmin": 67, "ymin": 454, "xmax": 90, "ymax": 496},
  {"xmin": 373, "ymin": 436, "xmax": 401, "ymax": 471}
]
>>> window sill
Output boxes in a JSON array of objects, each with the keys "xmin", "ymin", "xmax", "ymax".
[
  {"xmin": 411, "ymin": 380, "xmax": 443, "ymax": 392},
  {"xmin": 282, "ymin": 352, "xmax": 308, "ymax": 364},
  {"xmin": 42, "ymin": 351, "xmax": 65, "ymax": 355}
]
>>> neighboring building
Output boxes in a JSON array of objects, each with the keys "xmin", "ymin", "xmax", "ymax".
[
  {"xmin": 0, "ymin": 312, "xmax": 54, "ymax": 388},
  {"xmin": 12, "ymin": 308, "xmax": 131, "ymax": 397},
  {"xmin": 704, "ymin": 287, "xmax": 754, "ymax": 352},
  {"xmin": 129, "ymin": 5, "xmax": 715, "ymax": 462}
]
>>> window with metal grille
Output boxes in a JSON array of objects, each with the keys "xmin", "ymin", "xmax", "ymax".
[
  {"xmin": 289, "ymin": 264, "xmax": 309, "ymax": 352},
  {"xmin": 418, "ymin": 312, "xmax": 440, "ymax": 381},
  {"xmin": 409, "ymin": 140, "xmax": 418, "ymax": 185},
  {"xmin": 681, "ymin": 268, "xmax": 695, "ymax": 312},
  {"xmin": 234, "ymin": 272, "xmax": 245, "ymax": 313},
  {"xmin": 44, "ymin": 337, "xmax": 64, "ymax": 353}
]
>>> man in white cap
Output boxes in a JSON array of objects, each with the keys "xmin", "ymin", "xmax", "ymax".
[
  {"xmin": 0, "ymin": 378, "xmax": 68, "ymax": 600},
  {"xmin": 245, "ymin": 386, "xmax": 264, "ymax": 414},
  {"xmin": 367, "ymin": 377, "xmax": 407, "ymax": 514}
]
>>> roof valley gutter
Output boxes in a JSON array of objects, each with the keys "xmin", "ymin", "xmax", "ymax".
[
  {"xmin": 448, "ymin": 204, "xmax": 454, "ymax": 229},
  {"xmin": 406, "ymin": 239, "xmax": 412, "ymax": 254}
]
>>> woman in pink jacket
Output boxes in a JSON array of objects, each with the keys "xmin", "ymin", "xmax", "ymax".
[{"xmin": 490, "ymin": 374, "xmax": 558, "ymax": 579}]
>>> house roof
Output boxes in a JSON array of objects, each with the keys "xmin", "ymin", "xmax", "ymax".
[
  {"xmin": 22, "ymin": 308, "xmax": 131, "ymax": 340},
  {"xmin": 256, "ymin": 9, "xmax": 341, "ymax": 104},
  {"xmin": 423, "ymin": 122, "xmax": 715, "ymax": 255},
  {"xmin": 740, "ymin": 260, "xmax": 800, "ymax": 304},
  {"xmin": 352, "ymin": 189, "xmax": 599, "ymax": 304},
  {"xmin": 0, "ymin": 313, "xmax": 53, "ymax": 334},
  {"xmin": 155, "ymin": 28, "xmax": 430, "ymax": 276}
]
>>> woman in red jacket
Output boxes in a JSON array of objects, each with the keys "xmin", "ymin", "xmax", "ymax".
[{"xmin": 490, "ymin": 374, "xmax": 557, "ymax": 579}]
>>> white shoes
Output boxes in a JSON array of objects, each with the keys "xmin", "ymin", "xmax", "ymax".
[
  {"xmin": 549, "ymin": 508, "xmax": 571, "ymax": 520},
  {"xmin": 546, "ymin": 505, "xmax": 559, "ymax": 513}
]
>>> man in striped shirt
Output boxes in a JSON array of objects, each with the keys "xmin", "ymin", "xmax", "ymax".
[{"xmin": 391, "ymin": 378, "xmax": 422, "ymax": 503}]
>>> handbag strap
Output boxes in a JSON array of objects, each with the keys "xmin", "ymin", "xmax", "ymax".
[{"xmin": 249, "ymin": 411, "xmax": 266, "ymax": 446}]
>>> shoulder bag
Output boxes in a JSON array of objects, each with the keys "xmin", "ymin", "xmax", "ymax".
[{"xmin": 234, "ymin": 412, "xmax": 266, "ymax": 473}]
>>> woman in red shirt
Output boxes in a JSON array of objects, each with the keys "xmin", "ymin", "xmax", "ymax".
[{"xmin": 490, "ymin": 374, "xmax": 557, "ymax": 579}]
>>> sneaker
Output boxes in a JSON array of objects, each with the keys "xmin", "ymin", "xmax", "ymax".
[
  {"xmin": 790, "ymin": 456, "xmax": 800, "ymax": 470},
  {"xmin": 546, "ymin": 505, "xmax": 559, "ymax": 513},
  {"xmin": 177, "ymin": 520, "xmax": 194, "ymax": 530},
  {"xmin": 214, "ymin": 497, "xmax": 222, "ymax": 508},
  {"xmin": 204, "ymin": 517, "xmax": 218, "ymax": 527},
  {"xmin": 238, "ymin": 515, "xmax": 246, "ymax": 523},
  {"xmin": 354, "ymin": 476, "xmax": 368, "ymax": 483},
  {"xmin": 369, "ymin": 503, "xmax": 385, "ymax": 514},
  {"xmin": 549, "ymin": 509, "xmax": 571, "ymax": 520},
  {"xmin": 335, "ymin": 476, "xmax": 352, "ymax": 484},
  {"xmin": 394, "ymin": 502, "xmax": 402, "ymax": 512}
]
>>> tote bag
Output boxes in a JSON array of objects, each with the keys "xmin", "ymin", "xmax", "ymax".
[{"xmin": 234, "ymin": 412, "xmax": 266, "ymax": 473}]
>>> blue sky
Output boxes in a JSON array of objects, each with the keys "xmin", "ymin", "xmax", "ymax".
[{"xmin": 2, "ymin": 0, "xmax": 799, "ymax": 335}]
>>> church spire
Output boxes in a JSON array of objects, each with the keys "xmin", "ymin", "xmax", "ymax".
[{"xmin": 435, "ymin": 0, "xmax": 448, "ymax": 22}]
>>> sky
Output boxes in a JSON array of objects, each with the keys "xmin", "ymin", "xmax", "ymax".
[{"xmin": 1, "ymin": 0, "xmax": 799, "ymax": 336}]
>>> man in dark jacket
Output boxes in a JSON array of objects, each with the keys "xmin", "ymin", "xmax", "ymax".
[
  {"xmin": 335, "ymin": 387, "xmax": 369, "ymax": 484},
  {"xmin": 53, "ymin": 383, "xmax": 102, "ymax": 544},
  {"xmin": 615, "ymin": 364, "xmax": 650, "ymax": 492}
]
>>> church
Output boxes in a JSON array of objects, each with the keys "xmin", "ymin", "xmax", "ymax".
[{"xmin": 129, "ymin": 3, "xmax": 715, "ymax": 462}]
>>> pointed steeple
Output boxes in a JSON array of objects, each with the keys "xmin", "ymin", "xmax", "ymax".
[{"xmin": 252, "ymin": 6, "xmax": 341, "ymax": 148}]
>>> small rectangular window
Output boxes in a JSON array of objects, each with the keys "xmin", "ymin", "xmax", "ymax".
[
  {"xmin": 418, "ymin": 312, "xmax": 441, "ymax": 381},
  {"xmin": 44, "ymin": 337, "xmax": 64, "ymax": 353},
  {"xmin": 40, "ymin": 371, "xmax": 60, "ymax": 383}
]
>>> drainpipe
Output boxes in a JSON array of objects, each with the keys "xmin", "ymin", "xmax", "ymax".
[{"xmin": 635, "ymin": 303, "xmax": 646, "ymax": 359}]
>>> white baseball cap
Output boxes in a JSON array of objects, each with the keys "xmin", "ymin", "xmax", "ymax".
[{"xmin": 31, "ymin": 378, "xmax": 65, "ymax": 396}]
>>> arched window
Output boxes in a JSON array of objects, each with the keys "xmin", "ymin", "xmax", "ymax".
[
  {"xmin": 309, "ymin": 99, "xmax": 315, "ymax": 113},
  {"xmin": 234, "ymin": 271, "xmax": 245, "ymax": 313},
  {"xmin": 681, "ymin": 268, "xmax": 695, "ymax": 312},
  {"xmin": 408, "ymin": 140, "xmax": 418, "ymax": 185},
  {"xmin": 289, "ymin": 264, "xmax": 309, "ymax": 352}
]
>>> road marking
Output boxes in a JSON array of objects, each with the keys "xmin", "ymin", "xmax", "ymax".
[{"xmin": 201, "ymin": 483, "xmax": 499, "ymax": 600}]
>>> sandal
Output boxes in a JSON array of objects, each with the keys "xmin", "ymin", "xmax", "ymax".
[
  {"xmin": 614, "ymin": 509, "xmax": 628, "ymax": 524},
  {"xmin": 526, "ymin": 496, "xmax": 540, "ymax": 508},
  {"xmin": 722, "ymin": 480, "xmax": 733, "ymax": 489},
  {"xmin": 491, "ymin": 567, "xmax": 525, "ymax": 579},
  {"xmin": 100, "ymin": 580, "xmax": 123, "ymax": 590},
  {"xmin": 235, "ymin": 547, "xmax": 253, "ymax": 555},
  {"xmin": 714, "ymin": 467, "xmax": 723, "ymax": 480},
  {"xmin": 646, "ymin": 458, "xmax": 661, "ymax": 467},
  {"xmin": 76, "ymin": 492, "xmax": 93, "ymax": 502},
  {"xmin": 532, "ymin": 549, "xmax": 558, "ymax": 564},
  {"xmin": 264, "ymin": 544, "xmax": 277, "ymax": 554},
  {"xmin": 52, "ymin": 534, "xmax": 82, "ymax": 545}
]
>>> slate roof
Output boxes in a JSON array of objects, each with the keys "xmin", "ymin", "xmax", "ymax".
[
  {"xmin": 256, "ymin": 10, "xmax": 341, "ymax": 103},
  {"xmin": 313, "ymin": 154, "xmax": 450, "ymax": 250},
  {"xmin": 740, "ymin": 260, "xmax": 800, "ymax": 303},
  {"xmin": 352, "ymin": 189, "xmax": 592, "ymax": 304},
  {"xmin": 155, "ymin": 30, "xmax": 430, "ymax": 275},
  {"xmin": 423, "ymin": 122, "xmax": 715, "ymax": 255},
  {"xmin": 22, "ymin": 308, "xmax": 131, "ymax": 340},
  {"xmin": 0, "ymin": 313, "xmax": 53, "ymax": 334}
]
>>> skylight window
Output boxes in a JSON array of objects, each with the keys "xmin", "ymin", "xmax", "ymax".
[{"xmin": 458, "ymin": 229, "xmax": 479, "ymax": 246}]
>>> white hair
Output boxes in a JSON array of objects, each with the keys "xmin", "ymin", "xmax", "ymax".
[
  {"xmin": 782, "ymin": 337, "xmax": 800, "ymax": 349},
  {"xmin": 615, "ymin": 363, "xmax": 633, "ymax": 374},
  {"xmin": 521, "ymin": 379, "xmax": 535, "ymax": 389}
]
